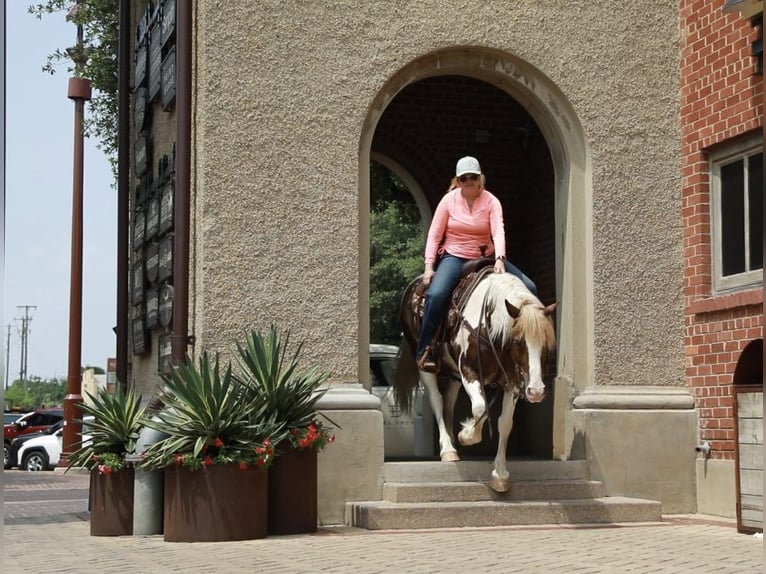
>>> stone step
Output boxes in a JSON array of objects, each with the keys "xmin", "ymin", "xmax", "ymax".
[
  {"xmin": 383, "ymin": 479, "xmax": 605, "ymax": 503},
  {"xmin": 384, "ymin": 459, "xmax": 590, "ymax": 483},
  {"xmin": 346, "ymin": 497, "xmax": 663, "ymax": 530}
]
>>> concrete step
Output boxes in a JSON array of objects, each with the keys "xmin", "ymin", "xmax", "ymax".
[
  {"xmin": 384, "ymin": 459, "xmax": 590, "ymax": 483},
  {"xmin": 346, "ymin": 497, "xmax": 663, "ymax": 530},
  {"xmin": 383, "ymin": 479, "xmax": 605, "ymax": 503}
]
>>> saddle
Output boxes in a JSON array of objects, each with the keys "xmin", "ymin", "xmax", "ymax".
[{"xmin": 407, "ymin": 257, "xmax": 496, "ymax": 367}]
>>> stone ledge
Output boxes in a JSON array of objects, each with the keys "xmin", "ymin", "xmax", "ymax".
[{"xmin": 572, "ymin": 385, "xmax": 695, "ymax": 410}]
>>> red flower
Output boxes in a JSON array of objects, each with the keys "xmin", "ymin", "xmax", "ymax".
[
  {"xmin": 328, "ymin": 435, "xmax": 336, "ymax": 443},
  {"xmin": 239, "ymin": 461, "xmax": 248, "ymax": 470},
  {"xmin": 255, "ymin": 458, "xmax": 265, "ymax": 468},
  {"xmin": 173, "ymin": 454, "xmax": 184, "ymax": 465},
  {"xmin": 213, "ymin": 437, "xmax": 224, "ymax": 448},
  {"xmin": 203, "ymin": 455, "xmax": 214, "ymax": 466}
]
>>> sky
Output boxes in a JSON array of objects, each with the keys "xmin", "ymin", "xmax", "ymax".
[{"xmin": 5, "ymin": 3, "xmax": 117, "ymax": 382}]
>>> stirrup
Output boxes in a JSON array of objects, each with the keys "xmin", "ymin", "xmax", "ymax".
[{"xmin": 417, "ymin": 347, "xmax": 438, "ymax": 373}]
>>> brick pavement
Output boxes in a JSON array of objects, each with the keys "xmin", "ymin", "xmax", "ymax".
[{"xmin": 3, "ymin": 470, "xmax": 763, "ymax": 574}]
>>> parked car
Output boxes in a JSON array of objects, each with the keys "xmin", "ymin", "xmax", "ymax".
[
  {"xmin": 369, "ymin": 343, "xmax": 433, "ymax": 459},
  {"xmin": 4, "ymin": 407, "xmax": 64, "ymax": 468},
  {"xmin": 5, "ymin": 420, "xmax": 64, "ymax": 469},
  {"xmin": 16, "ymin": 417, "xmax": 93, "ymax": 472}
]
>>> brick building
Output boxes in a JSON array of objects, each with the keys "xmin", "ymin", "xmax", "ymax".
[{"xmin": 680, "ymin": 0, "xmax": 763, "ymax": 524}]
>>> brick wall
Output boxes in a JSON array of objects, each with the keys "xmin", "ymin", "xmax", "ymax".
[{"xmin": 680, "ymin": 0, "xmax": 763, "ymax": 459}]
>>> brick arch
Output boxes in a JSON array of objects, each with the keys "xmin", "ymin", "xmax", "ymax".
[{"xmin": 358, "ymin": 47, "xmax": 592, "ymax": 458}]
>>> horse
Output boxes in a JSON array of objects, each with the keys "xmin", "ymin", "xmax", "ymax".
[{"xmin": 395, "ymin": 266, "xmax": 557, "ymax": 492}]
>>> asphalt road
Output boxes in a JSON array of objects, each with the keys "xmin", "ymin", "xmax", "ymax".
[{"xmin": 3, "ymin": 468, "xmax": 90, "ymax": 525}]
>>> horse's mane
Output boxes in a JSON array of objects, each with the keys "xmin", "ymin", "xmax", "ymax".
[{"xmin": 481, "ymin": 274, "xmax": 555, "ymax": 351}]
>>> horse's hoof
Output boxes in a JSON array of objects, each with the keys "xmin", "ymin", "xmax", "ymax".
[
  {"xmin": 441, "ymin": 451, "xmax": 460, "ymax": 462},
  {"xmin": 489, "ymin": 477, "xmax": 511, "ymax": 493}
]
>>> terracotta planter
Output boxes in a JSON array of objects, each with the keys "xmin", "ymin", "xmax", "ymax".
[
  {"xmin": 163, "ymin": 463, "xmax": 268, "ymax": 542},
  {"xmin": 268, "ymin": 448, "xmax": 318, "ymax": 534},
  {"xmin": 90, "ymin": 467, "xmax": 135, "ymax": 536}
]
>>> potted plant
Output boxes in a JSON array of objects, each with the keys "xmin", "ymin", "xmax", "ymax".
[
  {"xmin": 67, "ymin": 384, "xmax": 146, "ymax": 536},
  {"xmin": 235, "ymin": 326, "xmax": 335, "ymax": 535},
  {"xmin": 140, "ymin": 352, "xmax": 283, "ymax": 542}
]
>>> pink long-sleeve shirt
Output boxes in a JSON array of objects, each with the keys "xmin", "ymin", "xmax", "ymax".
[{"xmin": 424, "ymin": 187, "xmax": 506, "ymax": 265}]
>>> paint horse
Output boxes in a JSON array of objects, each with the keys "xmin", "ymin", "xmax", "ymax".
[{"xmin": 396, "ymin": 265, "xmax": 557, "ymax": 492}]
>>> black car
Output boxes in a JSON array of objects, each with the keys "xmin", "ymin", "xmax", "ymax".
[{"xmin": 5, "ymin": 420, "xmax": 64, "ymax": 470}]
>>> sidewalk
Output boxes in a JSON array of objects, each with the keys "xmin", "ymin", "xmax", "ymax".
[
  {"xmin": 3, "ymin": 471, "xmax": 763, "ymax": 573},
  {"xmin": 4, "ymin": 515, "xmax": 763, "ymax": 574}
]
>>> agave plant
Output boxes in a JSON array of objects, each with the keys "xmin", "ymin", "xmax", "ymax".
[
  {"xmin": 235, "ymin": 326, "xmax": 334, "ymax": 450},
  {"xmin": 140, "ymin": 352, "xmax": 284, "ymax": 471},
  {"xmin": 67, "ymin": 384, "xmax": 146, "ymax": 474}
]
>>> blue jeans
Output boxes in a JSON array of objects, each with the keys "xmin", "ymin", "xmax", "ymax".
[{"xmin": 415, "ymin": 254, "xmax": 537, "ymax": 359}]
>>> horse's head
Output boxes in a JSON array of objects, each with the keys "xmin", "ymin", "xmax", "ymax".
[{"xmin": 505, "ymin": 300, "xmax": 557, "ymax": 403}]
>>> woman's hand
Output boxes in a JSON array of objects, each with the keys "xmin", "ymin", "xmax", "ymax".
[
  {"xmin": 423, "ymin": 263, "xmax": 435, "ymax": 286},
  {"xmin": 494, "ymin": 259, "xmax": 505, "ymax": 273}
]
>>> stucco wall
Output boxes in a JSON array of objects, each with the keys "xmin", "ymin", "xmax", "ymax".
[{"xmin": 190, "ymin": 1, "xmax": 683, "ymax": 389}]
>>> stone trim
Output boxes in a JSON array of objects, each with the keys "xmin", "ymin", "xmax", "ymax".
[
  {"xmin": 573, "ymin": 385, "xmax": 695, "ymax": 410},
  {"xmin": 315, "ymin": 383, "xmax": 382, "ymax": 410}
]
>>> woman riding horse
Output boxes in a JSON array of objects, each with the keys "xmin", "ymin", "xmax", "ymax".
[{"xmin": 415, "ymin": 156, "xmax": 536, "ymax": 373}]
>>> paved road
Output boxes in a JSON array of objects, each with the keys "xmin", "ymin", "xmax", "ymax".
[{"xmin": 3, "ymin": 469, "xmax": 763, "ymax": 573}]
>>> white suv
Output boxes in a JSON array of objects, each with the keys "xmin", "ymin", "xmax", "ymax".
[{"xmin": 17, "ymin": 418, "xmax": 93, "ymax": 471}]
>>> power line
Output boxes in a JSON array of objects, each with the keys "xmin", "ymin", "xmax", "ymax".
[
  {"xmin": 4, "ymin": 324, "xmax": 11, "ymax": 389},
  {"xmin": 16, "ymin": 305, "xmax": 36, "ymax": 385}
]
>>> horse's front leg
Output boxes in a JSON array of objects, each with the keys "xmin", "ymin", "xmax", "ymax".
[
  {"xmin": 456, "ymin": 358, "xmax": 487, "ymax": 447},
  {"xmin": 489, "ymin": 389, "xmax": 519, "ymax": 492},
  {"xmin": 420, "ymin": 371, "xmax": 459, "ymax": 462}
]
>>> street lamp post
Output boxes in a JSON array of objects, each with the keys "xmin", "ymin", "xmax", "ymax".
[{"xmin": 59, "ymin": 2, "xmax": 91, "ymax": 467}]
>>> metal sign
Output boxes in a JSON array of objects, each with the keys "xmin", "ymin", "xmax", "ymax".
[
  {"xmin": 146, "ymin": 288, "xmax": 160, "ymax": 329},
  {"xmin": 133, "ymin": 210, "xmax": 146, "ymax": 251},
  {"xmin": 159, "ymin": 284, "xmax": 174, "ymax": 328},
  {"xmin": 158, "ymin": 333, "xmax": 173, "ymax": 374},
  {"xmin": 161, "ymin": 47, "xmax": 176, "ymax": 111},
  {"xmin": 132, "ymin": 261, "xmax": 145, "ymax": 303},
  {"xmin": 158, "ymin": 234, "xmax": 174, "ymax": 283},
  {"xmin": 148, "ymin": 10, "xmax": 163, "ymax": 101},
  {"xmin": 161, "ymin": 0, "xmax": 176, "ymax": 48},
  {"xmin": 145, "ymin": 242, "xmax": 160, "ymax": 284},
  {"xmin": 159, "ymin": 179, "xmax": 174, "ymax": 234},
  {"xmin": 146, "ymin": 195, "xmax": 160, "ymax": 239},
  {"xmin": 132, "ymin": 316, "xmax": 149, "ymax": 355}
]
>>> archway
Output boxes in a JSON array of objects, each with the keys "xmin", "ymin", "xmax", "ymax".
[{"xmin": 359, "ymin": 46, "xmax": 592, "ymax": 459}]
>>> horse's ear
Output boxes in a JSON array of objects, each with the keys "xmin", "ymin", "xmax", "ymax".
[
  {"xmin": 504, "ymin": 300, "xmax": 521, "ymax": 319},
  {"xmin": 543, "ymin": 302, "xmax": 558, "ymax": 316}
]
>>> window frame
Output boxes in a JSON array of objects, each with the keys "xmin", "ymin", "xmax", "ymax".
[{"xmin": 709, "ymin": 137, "xmax": 763, "ymax": 293}]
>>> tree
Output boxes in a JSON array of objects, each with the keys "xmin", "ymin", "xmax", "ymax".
[
  {"xmin": 369, "ymin": 162, "xmax": 425, "ymax": 345},
  {"xmin": 4, "ymin": 377, "xmax": 67, "ymax": 410},
  {"xmin": 29, "ymin": 0, "xmax": 119, "ymax": 175}
]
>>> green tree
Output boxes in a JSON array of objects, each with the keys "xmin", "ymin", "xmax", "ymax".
[
  {"xmin": 369, "ymin": 162, "xmax": 425, "ymax": 345},
  {"xmin": 4, "ymin": 377, "xmax": 67, "ymax": 411},
  {"xmin": 29, "ymin": 0, "xmax": 119, "ymax": 174}
]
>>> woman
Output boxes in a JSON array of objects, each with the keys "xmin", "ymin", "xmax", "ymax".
[{"xmin": 416, "ymin": 156, "xmax": 537, "ymax": 373}]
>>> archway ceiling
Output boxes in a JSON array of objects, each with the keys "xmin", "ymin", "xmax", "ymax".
[{"xmin": 371, "ymin": 75, "xmax": 542, "ymax": 209}]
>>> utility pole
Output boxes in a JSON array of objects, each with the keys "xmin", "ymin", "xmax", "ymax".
[
  {"xmin": 16, "ymin": 305, "xmax": 35, "ymax": 386},
  {"xmin": 60, "ymin": 0, "xmax": 90, "ymax": 468},
  {"xmin": 5, "ymin": 324, "xmax": 11, "ymax": 389}
]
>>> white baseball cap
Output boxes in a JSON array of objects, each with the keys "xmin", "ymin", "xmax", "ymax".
[{"xmin": 456, "ymin": 156, "xmax": 482, "ymax": 177}]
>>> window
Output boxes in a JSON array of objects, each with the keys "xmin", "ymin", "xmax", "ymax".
[{"xmin": 711, "ymin": 141, "xmax": 763, "ymax": 292}]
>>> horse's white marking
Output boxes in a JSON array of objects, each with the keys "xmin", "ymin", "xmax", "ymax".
[{"xmin": 419, "ymin": 370, "xmax": 458, "ymax": 461}]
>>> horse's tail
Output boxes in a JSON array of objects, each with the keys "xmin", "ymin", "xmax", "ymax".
[
  {"xmin": 393, "ymin": 277, "xmax": 422, "ymax": 413},
  {"xmin": 393, "ymin": 335, "xmax": 419, "ymax": 413}
]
